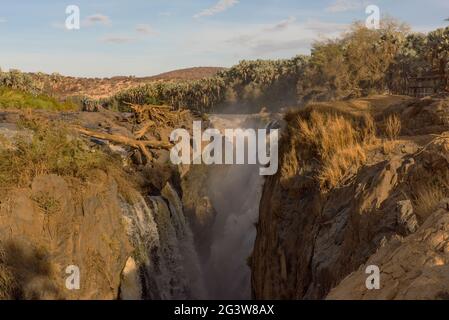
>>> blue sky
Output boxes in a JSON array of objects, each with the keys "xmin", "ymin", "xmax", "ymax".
[{"xmin": 0, "ymin": 0, "xmax": 447, "ymax": 77}]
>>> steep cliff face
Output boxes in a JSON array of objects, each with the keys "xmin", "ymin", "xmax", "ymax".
[
  {"xmin": 0, "ymin": 172, "xmax": 132, "ymax": 299},
  {"xmin": 251, "ymin": 95, "xmax": 449, "ymax": 299},
  {"xmin": 0, "ymin": 163, "xmax": 204, "ymax": 300}
]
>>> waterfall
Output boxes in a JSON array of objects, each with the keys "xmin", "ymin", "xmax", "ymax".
[
  {"xmin": 119, "ymin": 114, "xmax": 277, "ymax": 300},
  {"xmin": 150, "ymin": 183, "xmax": 206, "ymax": 299},
  {"xmin": 199, "ymin": 114, "xmax": 266, "ymax": 299},
  {"xmin": 204, "ymin": 163, "xmax": 263, "ymax": 299},
  {"xmin": 120, "ymin": 183, "xmax": 205, "ymax": 300}
]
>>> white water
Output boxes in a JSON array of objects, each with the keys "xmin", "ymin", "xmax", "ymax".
[
  {"xmin": 120, "ymin": 184, "xmax": 205, "ymax": 300},
  {"xmin": 200, "ymin": 114, "xmax": 266, "ymax": 299},
  {"xmin": 120, "ymin": 114, "xmax": 271, "ymax": 300}
]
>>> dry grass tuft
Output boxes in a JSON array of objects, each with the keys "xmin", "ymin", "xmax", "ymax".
[
  {"xmin": 413, "ymin": 171, "xmax": 449, "ymax": 220},
  {"xmin": 0, "ymin": 262, "xmax": 18, "ymax": 299},
  {"xmin": 318, "ymin": 144, "xmax": 367, "ymax": 189},
  {"xmin": 384, "ymin": 114, "xmax": 402, "ymax": 140},
  {"xmin": 283, "ymin": 107, "xmax": 376, "ymax": 190}
]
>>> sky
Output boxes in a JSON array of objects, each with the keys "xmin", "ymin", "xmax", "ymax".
[{"xmin": 0, "ymin": 0, "xmax": 448, "ymax": 77}]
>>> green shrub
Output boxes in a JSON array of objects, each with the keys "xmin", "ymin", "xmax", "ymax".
[
  {"xmin": 0, "ymin": 121, "xmax": 109, "ymax": 189},
  {"xmin": 0, "ymin": 69, "xmax": 40, "ymax": 93},
  {"xmin": 0, "ymin": 87, "xmax": 77, "ymax": 111}
]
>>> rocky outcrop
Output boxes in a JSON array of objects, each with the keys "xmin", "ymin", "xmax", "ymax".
[
  {"xmin": 251, "ymin": 96, "xmax": 449, "ymax": 300},
  {"xmin": 0, "ymin": 171, "xmax": 131, "ymax": 299},
  {"xmin": 181, "ymin": 165, "xmax": 217, "ymax": 261},
  {"xmin": 327, "ymin": 199, "xmax": 449, "ymax": 299}
]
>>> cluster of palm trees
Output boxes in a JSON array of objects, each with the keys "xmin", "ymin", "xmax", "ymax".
[
  {"xmin": 0, "ymin": 69, "xmax": 39, "ymax": 94},
  {"xmin": 106, "ymin": 56, "xmax": 308, "ymax": 112},
  {"xmin": 387, "ymin": 26, "xmax": 449, "ymax": 94},
  {"xmin": 107, "ymin": 77, "xmax": 225, "ymax": 112}
]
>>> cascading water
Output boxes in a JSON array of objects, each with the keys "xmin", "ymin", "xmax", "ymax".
[
  {"xmin": 199, "ymin": 114, "xmax": 267, "ymax": 299},
  {"xmin": 151, "ymin": 184, "xmax": 206, "ymax": 299},
  {"xmin": 119, "ymin": 113, "xmax": 276, "ymax": 300},
  {"xmin": 120, "ymin": 183, "xmax": 205, "ymax": 300},
  {"xmin": 202, "ymin": 163, "xmax": 263, "ymax": 299}
]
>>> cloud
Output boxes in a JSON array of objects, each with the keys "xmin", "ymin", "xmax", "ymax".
[
  {"xmin": 84, "ymin": 14, "xmax": 111, "ymax": 26},
  {"xmin": 304, "ymin": 19, "xmax": 348, "ymax": 33},
  {"xmin": 181, "ymin": 17, "xmax": 348, "ymax": 59},
  {"xmin": 101, "ymin": 35, "xmax": 134, "ymax": 44},
  {"xmin": 0, "ymin": 18, "xmax": 6, "ymax": 23},
  {"xmin": 136, "ymin": 24, "xmax": 157, "ymax": 35},
  {"xmin": 101, "ymin": 24, "xmax": 157, "ymax": 45},
  {"xmin": 194, "ymin": 0, "xmax": 239, "ymax": 18},
  {"xmin": 250, "ymin": 39, "xmax": 311, "ymax": 55},
  {"xmin": 227, "ymin": 17, "xmax": 312, "ymax": 54},
  {"xmin": 264, "ymin": 16, "xmax": 296, "ymax": 32},
  {"xmin": 326, "ymin": 0, "xmax": 363, "ymax": 13}
]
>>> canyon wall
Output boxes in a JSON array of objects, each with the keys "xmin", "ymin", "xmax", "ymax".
[{"xmin": 251, "ymin": 95, "xmax": 449, "ymax": 299}]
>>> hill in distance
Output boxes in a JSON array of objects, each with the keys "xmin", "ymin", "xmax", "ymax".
[{"xmin": 29, "ymin": 66, "xmax": 225, "ymax": 100}]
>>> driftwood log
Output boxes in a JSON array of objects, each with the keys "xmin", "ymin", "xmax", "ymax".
[
  {"xmin": 73, "ymin": 103, "xmax": 189, "ymax": 162},
  {"xmin": 73, "ymin": 126, "xmax": 172, "ymax": 161}
]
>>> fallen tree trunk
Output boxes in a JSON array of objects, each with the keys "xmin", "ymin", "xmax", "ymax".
[
  {"xmin": 134, "ymin": 120, "xmax": 156, "ymax": 139},
  {"xmin": 73, "ymin": 126, "xmax": 172, "ymax": 161}
]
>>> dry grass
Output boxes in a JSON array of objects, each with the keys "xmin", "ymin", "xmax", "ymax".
[
  {"xmin": 31, "ymin": 193, "xmax": 62, "ymax": 216},
  {"xmin": 0, "ymin": 262, "xmax": 18, "ymax": 299},
  {"xmin": 384, "ymin": 114, "xmax": 402, "ymax": 140},
  {"xmin": 0, "ymin": 120, "xmax": 109, "ymax": 190},
  {"xmin": 412, "ymin": 134, "xmax": 449, "ymax": 219},
  {"xmin": 0, "ymin": 112, "xmax": 143, "ymax": 210},
  {"xmin": 0, "ymin": 116, "xmax": 138, "ymax": 205},
  {"xmin": 283, "ymin": 107, "xmax": 376, "ymax": 190},
  {"xmin": 318, "ymin": 144, "xmax": 367, "ymax": 189},
  {"xmin": 413, "ymin": 171, "xmax": 449, "ymax": 220}
]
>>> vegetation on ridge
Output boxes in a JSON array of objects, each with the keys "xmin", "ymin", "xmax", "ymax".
[{"xmin": 1, "ymin": 20, "xmax": 448, "ymax": 113}]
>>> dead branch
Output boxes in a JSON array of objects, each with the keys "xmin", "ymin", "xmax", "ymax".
[
  {"xmin": 73, "ymin": 126, "xmax": 172, "ymax": 162},
  {"xmin": 125, "ymin": 102, "xmax": 190, "ymax": 139},
  {"xmin": 134, "ymin": 120, "xmax": 156, "ymax": 139}
]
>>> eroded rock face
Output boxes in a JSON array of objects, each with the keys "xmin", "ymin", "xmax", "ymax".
[
  {"xmin": 252, "ymin": 156, "xmax": 415, "ymax": 299},
  {"xmin": 119, "ymin": 257, "xmax": 142, "ymax": 300},
  {"xmin": 251, "ymin": 97, "xmax": 449, "ymax": 300},
  {"xmin": 327, "ymin": 199, "xmax": 449, "ymax": 300},
  {"xmin": 0, "ymin": 171, "xmax": 131, "ymax": 299}
]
